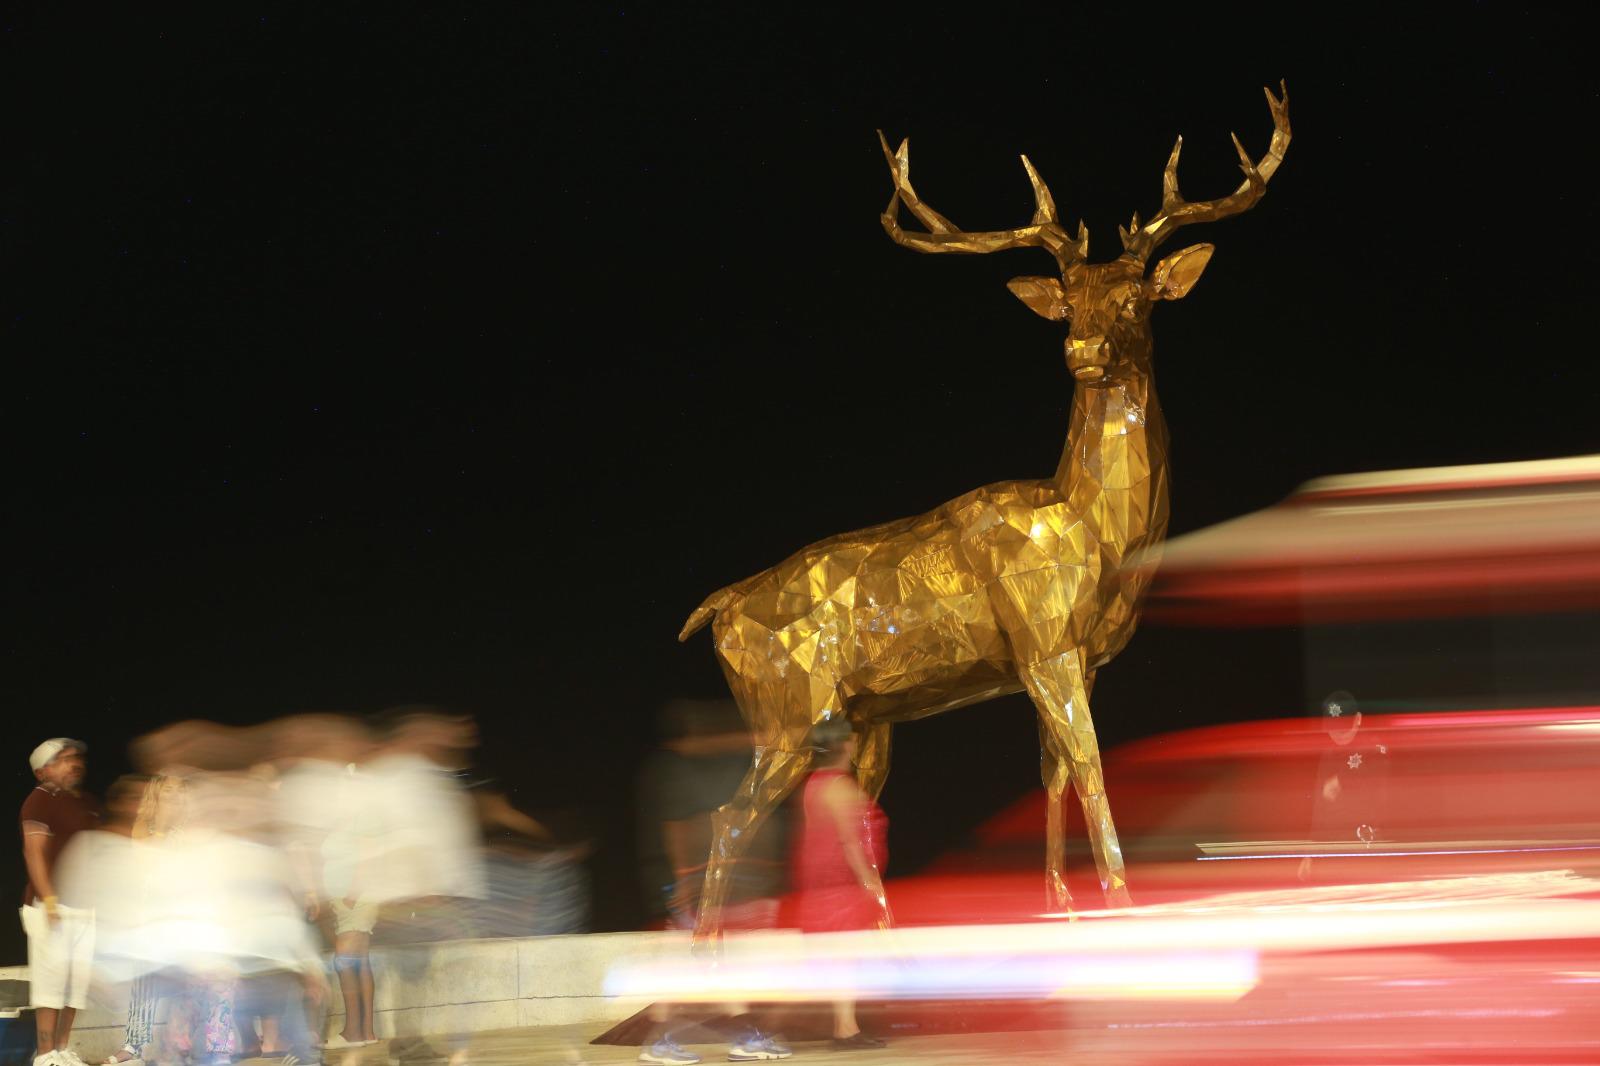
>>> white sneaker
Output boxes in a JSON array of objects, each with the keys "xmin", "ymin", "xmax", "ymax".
[
  {"xmin": 33, "ymin": 1051, "xmax": 62, "ymax": 1066},
  {"xmin": 727, "ymin": 1031, "xmax": 792, "ymax": 1061},
  {"xmin": 58, "ymin": 1051, "xmax": 92, "ymax": 1066},
  {"xmin": 638, "ymin": 1038, "xmax": 701, "ymax": 1065}
]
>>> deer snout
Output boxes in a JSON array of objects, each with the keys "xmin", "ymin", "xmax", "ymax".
[{"xmin": 1066, "ymin": 335, "xmax": 1110, "ymax": 382}]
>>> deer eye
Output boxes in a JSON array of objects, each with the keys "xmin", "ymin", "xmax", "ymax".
[
  {"xmin": 1056, "ymin": 305, "xmax": 1072, "ymax": 321},
  {"xmin": 1120, "ymin": 297, "xmax": 1140, "ymax": 318}
]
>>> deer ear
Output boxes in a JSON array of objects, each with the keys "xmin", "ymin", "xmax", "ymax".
[
  {"xmin": 1151, "ymin": 243, "xmax": 1215, "ymax": 301},
  {"xmin": 1007, "ymin": 276, "xmax": 1069, "ymax": 321}
]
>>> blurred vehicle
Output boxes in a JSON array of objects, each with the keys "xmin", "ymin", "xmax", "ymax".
[
  {"xmin": 1141, "ymin": 452, "xmax": 1600, "ymax": 626},
  {"xmin": 869, "ymin": 455, "xmax": 1600, "ymax": 1061},
  {"xmin": 890, "ymin": 705, "xmax": 1600, "ymax": 924},
  {"xmin": 609, "ymin": 457, "xmax": 1600, "ymax": 1060}
]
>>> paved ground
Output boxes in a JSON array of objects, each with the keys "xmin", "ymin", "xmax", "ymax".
[
  {"xmin": 326, "ymin": 1022, "xmax": 1479, "ymax": 1066},
  {"xmin": 382, "ymin": 1023, "xmax": 1082, "ymax": 1065},
  {"xmin": 269, "ymin": 1020, "xmax": 1600, "ymax": 1066}
]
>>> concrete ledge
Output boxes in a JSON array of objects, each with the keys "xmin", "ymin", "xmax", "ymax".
[{"xmin": 3, "ymin": 931, "xmax": 679, "ymax": 1060}]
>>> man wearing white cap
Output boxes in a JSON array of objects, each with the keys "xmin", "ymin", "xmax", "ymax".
[{"xmin": 19, "ymin": 738, "xmax": 100, "ymax": 1066}]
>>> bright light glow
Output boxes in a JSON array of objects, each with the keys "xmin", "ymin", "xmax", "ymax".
[
  {"xmin": 604, "ymin": 925, "xmax": 1256, "ymax": 1002},
  {"xmin": 604, "ymin": 871, "xmax": 1600, "ymax": 1005}
]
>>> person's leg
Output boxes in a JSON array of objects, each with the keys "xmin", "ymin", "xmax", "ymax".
[
  {"xmin": 353, "ymin": 901, "xmax": 379, "ymax": 1043},
  {"xmin": 22, "ymin": 902, "xmax": 59, "ymax": 1058},
  {"xmin": 827, "ymin": 995, "xmax": 884, "ymax": 1049},
  {"xmin": 399, "ymin": 899, "xmax": 470, "ymax": 1062},
  {"xmin": 725, "ymin": 1001, "xmax": 792, "ymax": 1061},
  {"xmin": 333, "ymin": 930, "xmax": 371, "ymax": 1043},
  {"xmin": 639, "ymin": 1025, "xmax": 703, "ymax": 1064},
  {"xmin": 145, "ymin": 975, "xmax": 176, "ymax": 1063},
  {"xmin": 442, "ymin": 903, "xmax": 472, "ymax": 1065},
  {"xmin": 371, "ymin": 903, "xmax": 429, "ymax": 1061},
  {"xmin": 175, "ymin": 982, "xmax": 200, "ymax": 1056},
  {"xmin": 258, "ymin": 1013, "xmax": 282, "ymax": 1054},
  {"xmin": 161, "ymin": 982, "xmax": 196, "ymax": 1058},
  {"xmin": 639, "ymin": 1001, "xmax": 672, "ymax": 1055},
  {"xmin": 239, "ymin": 971, "xmax": 288, "ymax": 1054},
  {"xmin": 33, "ymin": 1008, "xmax": 58, "ymax": 1057},
  {"xmin": 199, "ymin": 974, "xmax": 239, "ymax": 1058},
  {"xmin": 54, "ymin": 905, "xmax": 93, "ymax": 1053},
  {"xmin": 298, "ymin": 967, "xmax": 327, "ymax": 1055},
  {"xmin": 234, "ymin": 1016, "xmax": 260, "ymax": 1057},
  {"xmin": 112, "ymin": 972, "xmax": 156, "ymax": 1061},
  {"xmin": 53, "ymin": 1008, "xmax": 77, "ymax": 1053},
  {"xmin": 359, "ymin": 955, "xmax": 375, "ymax": 1043},
  {"xmin": 245, "ymin": 970, "xmax": 315, "ymax": 1059},
  {"xmin": 831, "ymin": 999, "xmax": 858, "ymax": 1040},
  {"xmin": 826, "ymin": 942, "xmax": 859, "ymax": 1038},
  {"xmin": 231, "ymin": 977, "xmax": 261, "ymax": 1057}
]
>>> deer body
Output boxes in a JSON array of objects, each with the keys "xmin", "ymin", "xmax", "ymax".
[
  {"xmin": 698, "ymin": 376, "xmax": 1168, "ymax": 701},
  {"xmin": 683, "ymin": 87, "xmax": 1288, "ymax": 939}
]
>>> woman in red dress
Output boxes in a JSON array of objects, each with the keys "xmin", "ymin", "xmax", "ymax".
[{"xmin": 790, "ymin": 718, "xmax": 889, "ymax": 1051}]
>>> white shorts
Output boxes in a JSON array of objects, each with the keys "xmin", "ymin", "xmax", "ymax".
[
  {"xmin": 19, "ymin": 902, "xmax": 95, "ymax": 1010},
  {"xmin": 331, "ymin": 898, "xmax": 379, "ymax": 936}
]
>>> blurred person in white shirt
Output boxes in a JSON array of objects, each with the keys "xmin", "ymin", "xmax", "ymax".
[
  {"xmin": 272, "ymin": 714, "xmax": 383, "ymax": 1053},
  {"xmin": 55, "ymin": 776, "xmax": 150, "ymax": 1066},
  {"xmin": 360, "ymin": 706, "xmax": 488, "ymax": 1066}
]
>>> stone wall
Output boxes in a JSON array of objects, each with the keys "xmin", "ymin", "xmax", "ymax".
[{"xmin": 0, "ymin": 931, "xmax": 679, "ymax": 1061}]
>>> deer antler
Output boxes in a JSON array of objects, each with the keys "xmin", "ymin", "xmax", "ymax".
[
  {"xmin": 1119, "ymin": 82, "xmax": 1291, "ymax": 265},
  {"xmin": 877, "ymin": 130, "xmax": 1089, "ymax": 270}
]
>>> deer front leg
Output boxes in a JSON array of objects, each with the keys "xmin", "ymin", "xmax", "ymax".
[
  {"xmin": 855, "ymin": 720, "xmax": 893, "ymax": 803},
  {"xmin": 1022, "ymin": 649, "xmax": 1133, "ymax": 913},
  {"xmin": 1035, "ymin": 713, "xmax": 1074, "ymax": 912},
  {"xmin": 694, "ymin": 743, "xmax": 813, "ymax": 948}
]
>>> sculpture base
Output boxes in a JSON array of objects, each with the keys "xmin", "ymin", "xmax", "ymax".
[{"xmin": 590, "ymin": 998, "xmax": 1070, "ymax": 1045}]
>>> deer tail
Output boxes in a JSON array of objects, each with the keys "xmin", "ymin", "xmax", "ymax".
[{"xmin": 679, "ymin": 585, "xmax": 738, "ymax": 642}]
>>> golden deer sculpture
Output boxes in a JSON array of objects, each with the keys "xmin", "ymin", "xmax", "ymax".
[{"xmin": 681, "ymin": 84, "xmax": 1290, "ymax": 938}]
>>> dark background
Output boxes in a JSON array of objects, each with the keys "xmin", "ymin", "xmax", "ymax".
[{"xmin": 4, "ymin": 6, "xmax": 1597, "ymax": 960}]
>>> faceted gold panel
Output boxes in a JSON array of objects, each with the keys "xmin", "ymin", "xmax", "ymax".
[{"xmin": 682, "ymin": 85, "xmax": 1291, "ymax": 941}]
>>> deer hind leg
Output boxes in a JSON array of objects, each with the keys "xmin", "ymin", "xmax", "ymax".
[
  {"xmin": 693, "ymin": 742, "xmax": 814, "ymax": 946},
  {"xmin": 693, "ymin": 675, "xmax": 842, "ymax": 946},
  {"xmin": 1021, "ymin": 648, "xmax": 1132, "ymax": 913},
  {"xmin": 855, "ymin": 720, "xmax": 893, "ymax": 802}
]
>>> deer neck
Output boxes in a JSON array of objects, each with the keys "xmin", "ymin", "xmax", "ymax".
[{"xmin": 1053, "ymin": 364, "xmax": 1170, "ymax": 557}]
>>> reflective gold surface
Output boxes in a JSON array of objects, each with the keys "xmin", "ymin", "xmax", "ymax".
[{"xmin": 682, "ymin": 85, "xmax": 1290, "ymax": 940}]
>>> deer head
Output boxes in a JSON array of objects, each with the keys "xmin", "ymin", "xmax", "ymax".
[{"xmin": 879, "ymin": 82, "xmax": 1290, "ymax": 385}]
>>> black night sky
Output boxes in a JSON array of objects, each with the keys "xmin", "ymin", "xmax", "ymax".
[{"xmin": 5, "ymin": 7, "xmax": 1598, "ymax": 954}]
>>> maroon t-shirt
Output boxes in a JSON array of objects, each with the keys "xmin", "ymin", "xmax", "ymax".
[{"xmin": 19, "ymin": 785, "xmax": 101, "ymax": 905}]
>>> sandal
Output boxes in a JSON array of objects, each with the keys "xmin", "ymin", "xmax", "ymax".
[{"xmin": 102, "ymin": 1049, "xmax": 142, "ymax": 1065}]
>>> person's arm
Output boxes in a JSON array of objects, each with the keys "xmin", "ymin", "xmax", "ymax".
[
  {"xmin": 283, "ymin": 838, "xmax": 325, "ymax": 918},
  {"xmin": 820, "ymin": 776, "xmax": 887, "ymax": 908},
  {"xmin": 475, "ymin": 789, "xmax": 553, "ymax": 842},
  {"xmin": 22, "ymin": 827, "xmax": 58, "ymax": 919},
  {"xmin": 131, "ymin": 782, "xmax": 158, "ymax": 840}
]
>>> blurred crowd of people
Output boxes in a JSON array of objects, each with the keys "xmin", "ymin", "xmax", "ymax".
[
  {"xmin": 15, "ymin": 697, "xmax": 905, "ymax": 1066},
  {"xmin": 16, "ymin": 707, "xmax": 588, "ymax": 1066}
]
